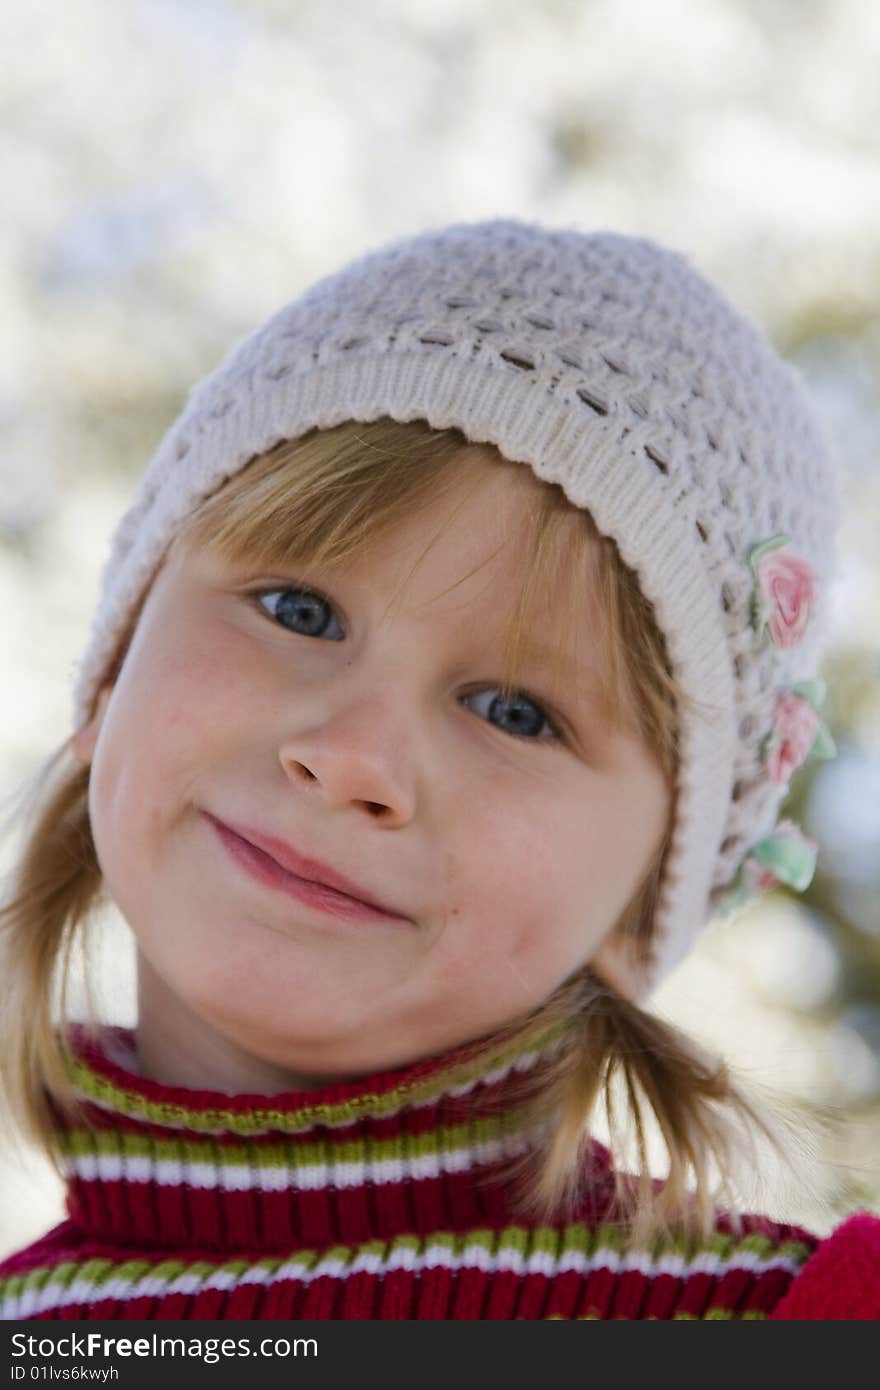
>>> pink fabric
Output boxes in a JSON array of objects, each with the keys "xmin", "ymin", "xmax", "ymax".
[
  {"xmin": 770, "ymin": 1212, "xmax": 880, "ymax": 1319},
  {"xmin": 765, "ymin": 691, "xmax": 821, "ymax": 787},
  {"xmin": 754, "ymin": 543, "xmax": 816, "ymax": 649}
]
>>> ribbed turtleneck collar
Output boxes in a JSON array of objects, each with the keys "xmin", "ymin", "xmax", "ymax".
[{"xmin": 53, "ymin": 1021, "xmax": 611, "ymax": 1256}]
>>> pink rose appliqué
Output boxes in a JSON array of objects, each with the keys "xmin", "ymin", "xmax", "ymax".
[
  {"xmin": 763, "ymin": 691, "xmax": 821, "ymax": 787},
  {"xmin": 760, "ymin": 676, "xmax": 837, "ymax": 789},
  {"xmin": 747, "ymin": 533, "xmax": 815, "ymax": 649}
]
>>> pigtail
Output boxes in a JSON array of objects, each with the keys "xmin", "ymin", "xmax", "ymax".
[
  {"xmin": 495, "ymin": 964, "xmax": 801, "ymax": 1250},
  {"xmin": 0, "ymin": 742, "xmax": 102, "ymax": 1172}
]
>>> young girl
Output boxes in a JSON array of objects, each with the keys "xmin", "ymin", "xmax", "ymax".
[{"xmin": 1, "ymin": 217, "xmax": 877, "ymax": 1321}]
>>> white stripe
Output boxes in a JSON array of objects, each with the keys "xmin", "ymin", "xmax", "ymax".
[
  {"xmin": 422, "ymin": 1240, "xmax": 457, "ymax": 1269},
  {"xmin": 256, "ymin": 1165, "xmax": 292, "ymax": 1192},
  {"xmin": 0, "ymin": 1240, "xmax": 803, "ymax": 1320},
  {"xmin": 385, "ymin": 1244, "xmax": 419, "ymax": 1273},
  {"xmin": 64, "ymin": 1133, "xmax": 535, "ymax": 1192},
  {"xmin": 349, "ymin": 1248, "xmax": 386, "ymax": 1276}
]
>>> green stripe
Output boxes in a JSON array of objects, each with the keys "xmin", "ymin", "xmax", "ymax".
[
  {"xmin": 57, "ymin": 1110, "xmax": 535, "ymax": 1168},
  {"xmin": 63, "ymin": 1022, "xmax": 566, "ymax": 1135},
  {"xmin": 0, "ymin": 1221, "xmax": 814, "ymax": 1305}
]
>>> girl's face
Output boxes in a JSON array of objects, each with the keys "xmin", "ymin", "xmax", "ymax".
[{"xmin": 74, "ymin": 456, "xmax": 672, "ymax": 1091}]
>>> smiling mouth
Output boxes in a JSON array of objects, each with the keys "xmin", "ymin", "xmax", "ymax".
[{"xmin": 205, "ymin": 814, "xmax": 412, "ymax": 926}]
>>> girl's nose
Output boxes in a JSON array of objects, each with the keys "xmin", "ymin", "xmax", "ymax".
[{"xmin": 277, "ymin": 697, "xmax": 417, "ymax": 823}]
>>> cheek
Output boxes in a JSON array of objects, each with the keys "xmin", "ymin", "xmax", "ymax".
[
  {"xmin": 129, "ymin": 622, "xmax": 263, "ymax": 757},
  {"xmin": 444, "ymin": 763, "xmax": 656, "ymax": 1002},
  {"xmin": 142, "ymin": 622, "xmax": 260, "ymax": 727},
  {"xmin": 462, "ymin": 777, "xmax": 595, "ymax": 919},
  {"xmin": 439, "ymin": 785, "xmax": 596, "ymax": 978},
  {"xmin": 86, "ymin": 627, "xmax": 262, "ymax": 865}
]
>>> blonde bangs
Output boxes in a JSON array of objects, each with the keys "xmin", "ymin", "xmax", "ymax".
[{"xmin": 176, "ymin": 416, "xmax": 679, "ymax": 755}]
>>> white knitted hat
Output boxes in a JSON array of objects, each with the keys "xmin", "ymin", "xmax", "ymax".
[{"xmin": 71, "ymin": 217, "xmax": 841, "ymax": 993}]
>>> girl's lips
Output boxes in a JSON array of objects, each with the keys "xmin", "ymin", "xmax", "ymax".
[{"xmin": 204, "ymin": 814, "xmax": 412, "ymax": 925}]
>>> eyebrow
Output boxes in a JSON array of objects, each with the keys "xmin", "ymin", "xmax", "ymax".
[
  {"xmin": 509, "ymin": 638, "xmax": 615, "ymax": 720},
  {"xmin": 512, "ymin": 637, "xmax": 601, "ymax": 684},
  {"xmin": 222, "ymin": 551, "xmax": 613, "ymax": 711}
]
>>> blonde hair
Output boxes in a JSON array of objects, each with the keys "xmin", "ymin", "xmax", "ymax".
[{"xmin": 0, "ymin": 415, "xmax": 791, "ymax": 1247}]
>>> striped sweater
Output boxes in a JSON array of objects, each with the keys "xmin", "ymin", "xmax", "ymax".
[{"xmin": 1, "ymin": 1023, "xmax": 877, "ymax": 1320}]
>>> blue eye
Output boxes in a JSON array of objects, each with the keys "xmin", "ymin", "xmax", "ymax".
[
  {"xmin": 461, "ymin": 687, "xmax": 558, "ymax": 742},
  {"xmin": 250, "ymin": 584, "xmax": 561, "ymax": 744},
  {"xmin": 254, "ymin": 585, "xmax": 344, "ymax": 640}
]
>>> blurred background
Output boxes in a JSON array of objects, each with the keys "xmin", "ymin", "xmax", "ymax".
[{"xmin": 1, "ymin": 0, "xmax": 879, "ymax": 1260}]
